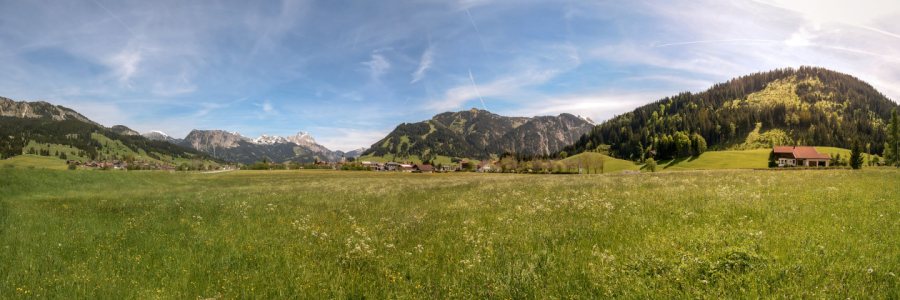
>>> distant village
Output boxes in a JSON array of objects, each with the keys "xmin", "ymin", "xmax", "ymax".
[
  {"xmin": 264, "ymin": 158, "xmax": 499, "ymax": 173},
  {"xmin": 65, "ymin": 159, "xmax": 238, "ymax": 171}
]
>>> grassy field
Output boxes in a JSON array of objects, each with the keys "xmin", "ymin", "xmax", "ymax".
[{"xmin": 2, "ymin": 168, "xmax": 900, "ymax": 298}]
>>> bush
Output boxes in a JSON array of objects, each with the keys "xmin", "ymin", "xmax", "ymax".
[
  {"xmin": 646, "ymin": 158, "xmax": 657, "ymax": 172},
  {"xmin": 68, "ymin": 163, "xmax": 77, "ymax": 170}
]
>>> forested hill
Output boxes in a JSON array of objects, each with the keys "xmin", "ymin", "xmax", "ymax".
[
  {"xmin": 0, "ymin": 97, "xmax": 225, "ymax": 164},
  {"xmin": 561, "ymin": 66, "xmax": 900, "ymax": 161},
  {"xmin": 361, "ymin": 109, "xmax": 594, "ymax": 161}
]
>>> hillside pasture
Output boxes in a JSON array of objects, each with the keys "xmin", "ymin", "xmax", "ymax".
[
  {"xmin": 0, "ymin": 154, "xmax": 72, "ymax": 170},
  {"xmin": 2, "ymin": 169, "xmax": 900, "ymax": 298}
]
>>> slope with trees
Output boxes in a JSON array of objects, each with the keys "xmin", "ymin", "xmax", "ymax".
[{"xmin": 561, "ymin": 67, "xmax": 900, "ymax": 161}]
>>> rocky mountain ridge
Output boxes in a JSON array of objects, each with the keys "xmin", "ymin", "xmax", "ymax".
[{"xmin": 362, "ymin": 108, "xmax": 595, "ymax": 160}]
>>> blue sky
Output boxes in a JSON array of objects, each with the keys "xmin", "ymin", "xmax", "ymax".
[{"xmin": 2, "ymin": 0, "xmax": 899, "ymax": 151}]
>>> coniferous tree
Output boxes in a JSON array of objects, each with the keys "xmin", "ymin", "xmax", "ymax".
[
  {"xmin": 850, "ymin": 138, "xmax": 863, "ymax": 169},
  {"xmin": 889, "ymin": 108, "xmax": 900, "ymax": 168}
]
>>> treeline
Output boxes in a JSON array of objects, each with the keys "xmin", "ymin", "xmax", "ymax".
[
  {"xmin": 561, "ymin": 67, "xmax": 900, "ymax": 160},
  {"xmin": 240, "ymin": 157, "xmax": 334, "ymax": 170}
]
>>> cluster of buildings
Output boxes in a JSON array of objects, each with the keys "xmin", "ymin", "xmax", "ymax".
[
  {"xmin": 357, "ymin": 160, "xmax": 498, "ymax": 173},
  {"xmin": 65, "ymin": 160, "xmax": 235, "ymax": 171},
  {"xmin": 66, "ymin": 159, "xmax": 157, "ymax": 170}
]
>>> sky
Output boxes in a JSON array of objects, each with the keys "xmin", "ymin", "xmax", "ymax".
[{"xmin": 1, "ymin": 0, "xmax": 900, "ymax": 151}]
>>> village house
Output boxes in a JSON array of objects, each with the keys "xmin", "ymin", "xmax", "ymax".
[
  {"xmin": 440, "ymin": 164, "xmax": 453, "ymax": 172},
  {"xmin": 457, "ymin": 161, "xmax": 470, "ymax": 171},
  {"xmin": 476, "ymin": 161, "xmax": 492, "ymax": 173},
  {"xmin": 413, "ymin": 164, "xmax": 434, "ymax": 173},
  {"xmin": 772, "ymin": 146, "xmax": 832, "ymax": 167},
  {"xmin": 399, "ymin": 164, "xmax": 413, "ymax": 172}
]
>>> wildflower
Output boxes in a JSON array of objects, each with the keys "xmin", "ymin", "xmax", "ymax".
[
  {"xmin": 58, "ymin": 244, "xmax": 62, "ymax": 247},
  {"xmin": 868, "ymin": 268, "xmax": 874, "ymax": 274}
]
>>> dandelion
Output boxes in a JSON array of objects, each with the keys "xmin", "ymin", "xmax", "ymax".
[
  {"xmin": 58, "ymin": 244, "xmax": 62, "ymax": 247},
  {"xmin": 868, "ymin": 268, "xmax": 874, "ymax": 274}
]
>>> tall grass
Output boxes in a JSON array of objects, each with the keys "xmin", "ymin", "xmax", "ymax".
[{"xmin": 1, "ymin": 169, "xmax": 899, "ymax": 298}]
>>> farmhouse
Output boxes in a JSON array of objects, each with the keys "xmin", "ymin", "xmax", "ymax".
[
  {"xmin": 413, "ymin": 164, "xmax": 434, "ymax": 173},
  {"xmin": 772, "ymin": 146, "xmax": 832, "ymax": 167},
  {"xmin": 476, "ymin": 161, "xmax": 492, "ymax": 173},
  {"xmin": 399, "ymin": 164, "xmax": 413, "ymax": 172}
]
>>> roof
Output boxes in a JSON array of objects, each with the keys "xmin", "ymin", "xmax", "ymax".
[
  {"xmin": 773, "ymin": 146, "xmax": 831, "ymax": 159},
  {"xmin": 415, "ymin": 164, "xmax": 434, "ymax": 171},
  {"xmin": 477, "ymin": 162, "xmax": 490, "ymax": 168}
]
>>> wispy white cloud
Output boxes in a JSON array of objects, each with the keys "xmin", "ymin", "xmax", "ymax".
[
  {"xmin": 427, "ymin": 44, "xmax": 580, "ymax": 111},
  {"xmin": 362, "ymin": 53, "xmax": 390, "ymax": 80},
  {"xmin": 410, "ymin": 46, "xmax": 434, "ymax": 83},
  {"xmin": 426, "ymin": 68, "xmax": 563, "ymax": 111},
  {"xmin": 503, "ymin": 91, "xmax": 671, "ymax": 123},
  {"xmin": 107, "ymin": 45, "xmax": 143, "ymax": 87},
  {"xmin": 313, "ymin": 127, "xmax": 393, "ymax": 152}
]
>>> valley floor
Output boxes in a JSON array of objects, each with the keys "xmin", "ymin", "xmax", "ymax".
[{"xmin": 1, "ymin": 169, "xmax": 899, "ymax": 298}]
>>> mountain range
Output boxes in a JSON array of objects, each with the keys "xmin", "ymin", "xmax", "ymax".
[{"xmin": 142, "ymin": 129, "xmax": 367, "ymax": 165}]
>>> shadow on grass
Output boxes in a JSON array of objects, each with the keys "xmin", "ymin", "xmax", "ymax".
[{"xmin": 662, "ymin": 157, "xmax": 688, "ymax": 169}]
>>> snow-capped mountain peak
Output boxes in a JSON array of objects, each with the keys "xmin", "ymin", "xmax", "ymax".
[
  {"xmin": 149, "ymin": 130, "xmax": 169, "ymax": 137},
  {"xmin": 252, "ymin": 133, "xmax": 288, "ymax": 145}
]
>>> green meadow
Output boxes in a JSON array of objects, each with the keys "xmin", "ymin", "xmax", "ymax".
[{"xmin": 2, "ymin": 168, "xmax": 900, "ymax": 298}]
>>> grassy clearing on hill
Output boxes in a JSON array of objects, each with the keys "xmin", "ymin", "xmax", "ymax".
[
  {"xmin": 2, "ymin": 169, "xmax": 900, "ymax": 298},
  {"xmin": 657, "ymin": 149, "xmax": 771, "ymax": 171},
  {"xmin": 0, "ymin": 154, "xmax": 72, "ymax": 170},
  {"xmin": 562, "ymin": 152, "xmax": 640, "ymax": 173}
]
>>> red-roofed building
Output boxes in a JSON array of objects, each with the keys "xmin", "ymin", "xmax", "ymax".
[{"xmin": 773, "ymin": 146, "xmax": 832, "ymax": 167}]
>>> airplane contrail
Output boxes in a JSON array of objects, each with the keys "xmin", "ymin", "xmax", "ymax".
[
  {"xmin": 466, "ymin": 9, "xmax": 489, "ymax": 53},
  {"xmin": 655, "ymin": 39, "xmax": 781, "ymax": 47},
  {"xmin": 91, "ymin": 0, "xmax": 139, "ymax": 38},
  {"xmin": 469, "ymin": 69, "xmax": 487, "ymax": 111}
]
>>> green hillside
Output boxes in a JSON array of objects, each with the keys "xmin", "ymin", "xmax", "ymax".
[
  {"xmin": 1, "ymin": 115, "xmax": 227, "ymax": 168},
  {"xmin": 563, "ymin": 67, "xmax": 900, "ymax": 161}
]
